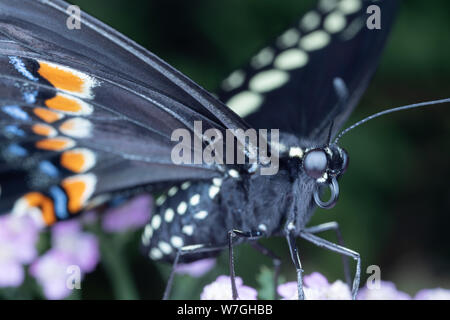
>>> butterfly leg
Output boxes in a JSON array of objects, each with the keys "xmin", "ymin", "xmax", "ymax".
[
  {"xmin": 228, "ymin": 229, "xmax": 263, "ymax": 300},
  {"xmin": 286, "ymin": 232, "xmax": 305, "ymax": 300},
  {"xmin": 304, "ymin": 221, "xmax": 351, "ymax": 288},
  {"xmin": 250, "ymin": 241, "xmax": 281, "ymax": 299},
  {"xmin": 163, "ymin": 244, "xmax": 226, "ymax": 300},
  {"xmin": 299, "ymin": 231, "xmax": 361, "ymax": 300}
]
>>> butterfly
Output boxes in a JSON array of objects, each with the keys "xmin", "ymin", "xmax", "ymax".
[{"xmin": 0, "ymin": 0, "xmax": 412, "ymax": 300}]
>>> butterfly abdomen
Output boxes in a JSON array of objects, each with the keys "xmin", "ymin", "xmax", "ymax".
[
  {"xmin": 141, "ymin": 178, "xmax": 230, "ymax": 262},
  {"xmin": 141, "ymin": 170, "xmax": 294, "ymax": 263}
]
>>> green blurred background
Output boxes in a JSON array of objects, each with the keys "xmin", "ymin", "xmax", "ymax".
[{"xmin": 66, "ymin": 0, "xmax": 450, "ymax": 299}]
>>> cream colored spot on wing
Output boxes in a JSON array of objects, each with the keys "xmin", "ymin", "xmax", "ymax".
[
  {"xmin": 274, "ymin": 49, "xmax": 309, "ymax": 70},
  {"xmin": 251, "ymin": 47, "xmax": 275, "ymax": 69},
  {"xmin": 319, "ymin": 0, "xmax": 339, "ymax": 13},
  {"xmin": 301, "ymin": 11, "xmax": 321, "ymax": 31},
  {"xmin": 277, "ymin": 28, "xmax": 300, "ymax": 48},
  {"xmin": 338, "ymin": 0, "xmax": 362, "ymax": 15},
  {"xmin": 249, "ymin": 70, "xmax": 290, "ymax": 93},
  {"xmin": 226, "ymin": 91, "xmax": 263, "ymax": 118},
  {"xmin": 59, "ymin": 117, "xmax": 92, "ymax": 138},
  {"xmin": 222, "ymin": 69, "xmax": 245, "ymax": 91},
  {"xmin": 300, "ymin": 30, "xmax": 331, "ymax": 51},
  {"xmin": 324, "ymin": 11, "xmax": 347, "ymax": 34}
]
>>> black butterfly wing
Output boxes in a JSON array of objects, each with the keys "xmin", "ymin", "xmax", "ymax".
[
  {"xmin": 0, "ymin": 0, "xmax": 252, "ymax": 224},
  {"xmin": 218, "ymin": 0, "xmax": 398, "ymax": 142}
]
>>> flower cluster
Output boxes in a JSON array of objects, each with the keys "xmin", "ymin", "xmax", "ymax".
[
  {"xmin": 0, "ymin": 215, "xmax": 40, "ymax": 287},
  {"xmin": 200, "ymin": 275, "xmax": 258, "ymax": 300},
  {"xmin": 30, "ymin": 220, "xmax": 100, "ymax": 299},
  {"xmin": 0, "ymin": 194, "xmax": 152, "ymax": 299},
  {"xmin": 201, "ymin": 271, "xmax": 450, "ymax": 300}
]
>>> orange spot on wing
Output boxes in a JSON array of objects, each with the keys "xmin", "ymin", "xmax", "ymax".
[
  {"xmin": 38, "ymin": 62, "xmax": 84, "ymax": 94},
  {"xmin": 36, "ymin": 137, "xmax": 74, "ymax": 151},
  {"xmin": 61, "ymin": 179, "xmax": 87, "ymax": 213},
  {"xmin": 33, "ymin": 108, "xmax": 63, "ymax": 123},
  {"xmin": 61, "ymin": 150, "xmax": 85, "ymax": 173},
  {"xmin": 32, "ymin": 123, "xmax": 55, "ymax": 137},
  {"xmin": 24, "ymin": 192, "xmax": 56, "ymax": 225},
  {"xmin": 45, "ymin": 94, "xmax": 82, "ymax": 113}
]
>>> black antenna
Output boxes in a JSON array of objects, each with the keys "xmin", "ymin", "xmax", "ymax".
[
  {"xmin": 334, "ymin": 98, "xmax": 450, "ymax": 144},
  {"xmin": 327, "ymin": 120, "xmax": 334, "ymax": 145}
]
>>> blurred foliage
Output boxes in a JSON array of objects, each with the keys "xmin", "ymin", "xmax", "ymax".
[{"xmin": 63, "ymin": 0, "xmax": 450, "ymax": 299}]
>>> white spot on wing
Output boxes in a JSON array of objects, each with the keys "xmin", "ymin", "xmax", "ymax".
[
  {"xmin": 277, "ymin": 28, "xmax": 300, "ymax": 48},
  {"xmin": 222, "ymin": 70, "xmax": 245, "ymax": 91},
  {"xmin": 251, "ymin": 47, "xmax": 275, "ymax": 69},
  {"xmin": 249, "ymin": 69, "xmax": 290, "ymax": 93},
  {"xmin": 226, "ymin": 91, "xmax": 263, "ymax": 118},
  {"xmin": 300, "ymin": 30, "xmax": 331, "ymax": 51},
  {"xmin": 274, "ymin": 49, "xmax": 309, "ymax": 70},
  {"xmin": 300, "ymin": 11, "xmax": 321, "ymax": 31},
  {"xmin": 319, "ymin": 0, "xmax": 339, "ymax": 13},
  {"xmin": 324, "ymin": 11, "xmax": 347, "ymax": 34},
  {"xmin": 338, "ymin": 0, "xmax": 362, "ymax": 15}
]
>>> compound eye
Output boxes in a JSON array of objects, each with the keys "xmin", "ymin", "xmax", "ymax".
[{"xmin": 303, "ymin": 149, "xmax": 328, "ymax": 179}]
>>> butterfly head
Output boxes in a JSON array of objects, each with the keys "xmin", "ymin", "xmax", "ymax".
[
  {"xmin": 299, "ymin": 144, "xmax": 348, "ymax": 210},
  {"xmin": 303, "ymin": 144, "xmax": 348, "ymax": 183}
]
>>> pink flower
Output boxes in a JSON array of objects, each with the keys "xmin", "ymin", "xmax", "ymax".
[
  {"xmin": 52, "ymin": 220, "xmax": 100, "ymax": 273},
  {"xmin": 30, "ymin": 219, "xmax": 100, "ymax": 299},
  {"xmin": 201, "ymin": 275, "xmax": 258, "ymax": 300},
  {"xmin": 0, "ymin": 215, "xmax": 40, "ymax": 287},
  {"xmin": 415, "ymin": 288, "xmax": 450, "ymax": 300},
  {"xmin": 278, "ymin": 272, "xmax": 351, "ymax": 300},
  {"xmin": 357, "ymin": 281, "xmax": 410, "ymax": 300},
  {"xmin": 29, "ymin": 249, "xmax": 76, "ymax": 300},
  {"xmin": 102, "ymin": 195, "xmax": 152, "ymax": 232},
  {"xmin": 176, "ymin": 258, "xmax": 217, "ymax": 277}
]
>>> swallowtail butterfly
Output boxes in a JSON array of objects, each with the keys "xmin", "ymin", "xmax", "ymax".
[{"xmin": 2, "ymin": 0, "xmax": 447, "ymax": 300}]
